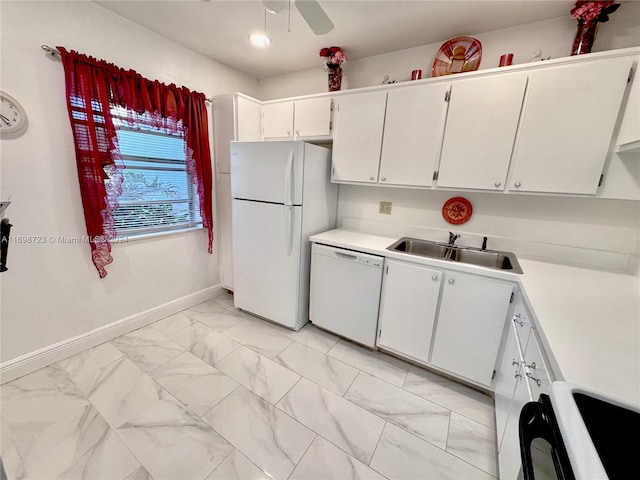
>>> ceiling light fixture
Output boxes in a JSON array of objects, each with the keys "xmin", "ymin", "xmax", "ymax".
[
  {"xmin": 249, "ymin": 33, "xmax": 271, "ymax": 47},
  {"xmin": 249, "ymin": 8, "xmax": 271, "ymax": 48}
]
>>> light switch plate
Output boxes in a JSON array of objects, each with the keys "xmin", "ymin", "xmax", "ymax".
[{"xmin": 379, "ymin": 201, "xmax": 392, "ymax": 215}]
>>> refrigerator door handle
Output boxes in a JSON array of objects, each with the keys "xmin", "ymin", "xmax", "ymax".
[
  {"xmin": 284, "ymin": 149, "xmax": 294, "ymax": 206},
  {"xmin": 284, "ymin": 205, "xmax": 294, "ymax": 256}
]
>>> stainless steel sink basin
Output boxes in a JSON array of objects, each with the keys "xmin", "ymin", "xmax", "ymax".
[
  {"xmin": 387, "ymin": 237, "xmax": 523, "ymax": 274},
  {"xmin": 390, "ymin": 238, "xmax": 450, "ymax": 258}
]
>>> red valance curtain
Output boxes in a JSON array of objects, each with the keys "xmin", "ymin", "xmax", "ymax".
[{"xmin": 58, "ymin": 47, "xmax": 213, "ymax": 278}]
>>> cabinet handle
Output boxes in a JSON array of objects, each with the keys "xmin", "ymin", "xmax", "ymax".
[
  {"xmin": 369, "ymin": 176, "xmax": 375, "ymax": 181},
  {"xmin": 432, "ymin": 275, "xmax": 438, "ymax": 281},
  {"xmin": 526, "ymin": 371, "xmax": 542, "ymax": 386},
  {"xmin": 513, "ymin": 314, "xmax": 524, "ymax": 327},
  {"xmin": 381, "ymin": 177, "xmax": 386, "ymax": 182},
  {"xmin": 295, "ymin": 129, "xmax": 299, "ymax": 136},
  {"xmin": 524, "ymin": 362, "xmax": 537, "ymax": 370},
  {"xmin": 287, "ymin": 130, "xmax": 291, "ymax": 136},
  {"xmin": 514, "ymin": 181, "xmax": 522, "ymax": 188},
  {"xmin": 448, "ymin": 278, "xmax": 455, "ymax": 285},
  {"xmin": 494, "ymin": 181, "xmax": 501, "ymax": 188}
]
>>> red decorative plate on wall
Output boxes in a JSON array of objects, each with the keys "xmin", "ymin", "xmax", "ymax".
[
  {"xmin": 442, "ymin": 197, "xmax": 473, "ymax": 225},
  {"xmin": 432, "ymin": 36, "xmax": 482, "ymax": 77}
]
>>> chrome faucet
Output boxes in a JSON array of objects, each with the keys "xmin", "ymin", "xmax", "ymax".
[{"xmin": 448, "ymin": 231, "xmax": 460, "ymax": 245}]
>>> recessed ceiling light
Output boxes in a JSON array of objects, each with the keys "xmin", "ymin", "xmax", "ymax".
[{"xmin": 249, "ymin": 33, "xmax": 271, "ymax": 48}]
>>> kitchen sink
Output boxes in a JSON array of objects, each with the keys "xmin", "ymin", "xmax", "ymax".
[
  {"xmin": 387, "ymin": 237, "xmax": 523, "ymax": 274},
  {"xmin": 389, "ymin": 238, "xmax": 450, "ymax": 258}
]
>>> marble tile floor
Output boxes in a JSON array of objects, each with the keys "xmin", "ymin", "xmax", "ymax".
[{"xmin": 0, "ymin": 292, "xmax": 498, "ymax": 480}]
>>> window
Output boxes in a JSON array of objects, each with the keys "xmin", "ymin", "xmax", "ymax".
[{"xmin": 109, "ymin": 107, "xmax": 202, "ymax": 237}]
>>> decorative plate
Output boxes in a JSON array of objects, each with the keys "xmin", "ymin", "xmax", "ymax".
[
  {"xmin": 432, "ymin": 37, "xmax": 482, "ymax": 77},
  {"xmin": 442, "ymin": 197, "xmax": 473, "ymax": 225}
]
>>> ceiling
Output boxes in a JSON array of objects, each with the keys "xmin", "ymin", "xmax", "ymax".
[{"xmin": 95, "ymin": 0, "xmax": 576, "ymax": 79}]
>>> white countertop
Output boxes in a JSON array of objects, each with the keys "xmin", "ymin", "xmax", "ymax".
[{"xmin": 310, "ymin": 229, "xmax": 640, "ymax": 406}]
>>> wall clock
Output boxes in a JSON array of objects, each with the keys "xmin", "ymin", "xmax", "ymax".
[{"xmin": 0, "ymin": 90, "xmax": 28, "ymax": 137}]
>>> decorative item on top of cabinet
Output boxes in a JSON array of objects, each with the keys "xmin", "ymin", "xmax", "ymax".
[
  {"xmin": 569, "ymin": 1, "xmax": 620, "ymax": 56},
  {"xmin": 262, "ymin": 97, "xmax": 332, "ymax": 140},
  {"xmin": 319, "ymin": 46, "xmax": 347, "ymax": 92},
  {"xmin": 432, "ymin": 37, "xmax": 482, "ymax": 76}
]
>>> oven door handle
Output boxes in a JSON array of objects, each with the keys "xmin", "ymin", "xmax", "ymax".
[
  {"xmin": 519, "ymin": 396, "xmax": 576, "ymax": 480},
  {"xmin": 519, "ymin": 401, "xmax": 553, "ymax": 480}
]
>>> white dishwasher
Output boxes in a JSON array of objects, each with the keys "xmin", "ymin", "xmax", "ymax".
[{"xmin": 309, "ymin": 243, "xmax": 384, "ymax": 348}]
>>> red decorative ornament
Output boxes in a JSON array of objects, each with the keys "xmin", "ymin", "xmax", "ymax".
[{"xmin": 442, "ymin": 197, "xmax": 473, "ymax": 225}]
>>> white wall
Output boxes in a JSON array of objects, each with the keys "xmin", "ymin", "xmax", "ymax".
[
  {"xmin": 337, "ymin": 187, "xmax": 640, "ymax": 272},
  {"xmin": 258, "ymin": 5, "xmax": 640, "ymax": 273},
  {"xmin": 258, "ymin": 4, "xmax": 640, "ymax": 100},
  {"xmin": 0, "ymin": 1, "xmax": 258, "ymax": 363}
]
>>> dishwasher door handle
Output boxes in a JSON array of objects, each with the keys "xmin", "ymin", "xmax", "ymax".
[{"xmin": 334, "ymin": 251, "xmax": 359, "ymax": 261}]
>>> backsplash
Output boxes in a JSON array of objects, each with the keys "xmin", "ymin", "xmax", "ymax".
[{"xmin": 336, "ymin": 185, "xmax": 640, "ymax": 275}]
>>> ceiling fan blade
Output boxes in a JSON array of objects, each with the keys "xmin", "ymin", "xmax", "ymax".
[
  {"xmin": 296, "ymin": 0, "xmax": 334, "ymax": 35},
  {"xmin": 262, "ymin": 0, "xmax": 288, "ymax": 14}
]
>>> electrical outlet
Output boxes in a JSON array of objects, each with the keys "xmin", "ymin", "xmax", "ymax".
[{"xmin": 379, "ymin": 201, "xmax": 392, "ymax": 215}]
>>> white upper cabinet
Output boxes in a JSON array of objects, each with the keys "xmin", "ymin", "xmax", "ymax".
[
  {"xmin": 237, "ymin": 96, "xmax": 263, "ymax": 142},
  {"xmin": 379, "ymin": 84, "xmax": 450, "ymax": 187},
  {"xmin": 331, "ymin": 91, "xmax": 387, "ymax": 183},
  {"xmin": 509, "ymin": 56, "xmax": 633, "ymax": 194},
  {"xmin": 213, "ymin": 94, "xmax": 262, "ymax": 174},
  {"xmin": 294, "ymin": 97, "xmax": 332, "ymax": 138},
  {"xmin": 262, "ymin": 97, "xmax": 332, "ymax": 140},
  {"xmin": 262, "ymin": 101, "xmax": 294, "ymax": 139},
  {"xmin": 213, "ymin": 95, "xmax": 236, "ymax": 175},
  {"xmin": 437, "ymin": 73, "xmax": 528, "ymax": 191}
]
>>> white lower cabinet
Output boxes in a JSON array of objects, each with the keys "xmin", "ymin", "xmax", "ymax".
[
  {"xmin": 499, "ymin": 362, "xmax": 530, "ymax": 480},
  {"xmin": 377, "ymin": 260, "xmax": 442, "ymax": 362},
  {"xmin": 430, "ymin": 271, "xmax": 515, "ymax": 387},
  {"xmin": 377, "ymin": 260, "xmax": 515, "ymax": 388},
  {"xmin": 495, "ymin": 294, "xmax": 553, "ymax": 480},
  {"xmin": 494, "ymin": 321, "xmax": 523, "ymax": 449}
]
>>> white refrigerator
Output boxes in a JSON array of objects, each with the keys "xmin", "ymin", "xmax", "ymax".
[{"xmin": 230, "ymin": 141, "xmax": 337, "ymax": 330}]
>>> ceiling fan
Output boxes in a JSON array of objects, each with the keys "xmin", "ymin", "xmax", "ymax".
[{"xmin": 262, "ymin": 0, "xmax": 334, "ymax": 35}]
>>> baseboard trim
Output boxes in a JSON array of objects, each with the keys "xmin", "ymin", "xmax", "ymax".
[{"xmin": 0, "ymin": 285, "xmax": 224, "ymax": 384}]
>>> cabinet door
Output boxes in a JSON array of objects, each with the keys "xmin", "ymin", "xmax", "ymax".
[
  {"xmin": 510, "ymin": 56, "xmax": 633, "ymax": 194},
  {"xmin": 217, "ymin": 173, "xmax": 233, "ymax": 290},
  {"xmin": 377, "ymin": 260, "xmax": 442, "ymax": 362},
  {"xmin": 262, "ymin": 102, "xmax": 294, "ymax": 139},
  {"xmin": 213, "ymin": 96, "xmax": 235, "ymax": 174},
  {"xmin": 430, "ymin": 272, "xmax": 515, "ymax": 386},
  {"xmin": 494, "ymin": 321, "xmax": 523, "ymax": 452},
  {"xmin": 498, "ymin": 367, "xmax": 531, "ymax": 479},
  {"xmin": 237, "ymin": 96, "xmax": 262, "ymax": 141},
  {"xmin": 379, "ymin": 84, "xmax": 450, "ymax": 187},
  {"xmin": 294, "ymin": 97, "xmax": 332, "ymax": 138},
  {"xmin": 331, "ymin": 91, "xmax": 387, "ymax": 183},
  {"xmin": 437, "ymin": 73, "xmax": 528, "ymax": 191}
]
